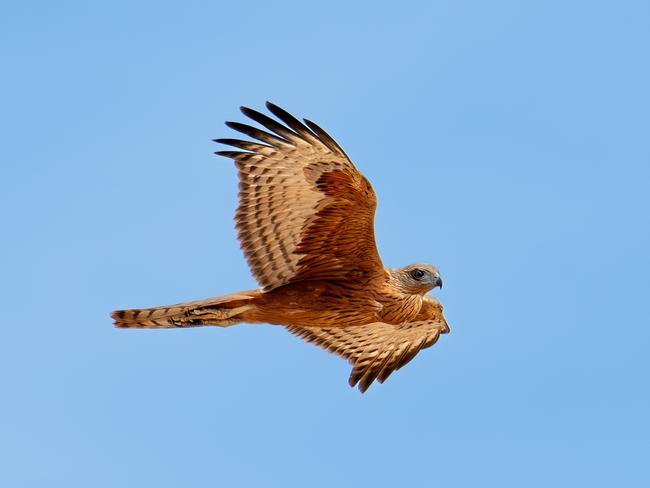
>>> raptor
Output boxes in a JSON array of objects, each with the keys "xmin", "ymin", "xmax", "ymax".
[{"xmin": 112, "ymin": 102, "xmax": 450, "ymax": 392}]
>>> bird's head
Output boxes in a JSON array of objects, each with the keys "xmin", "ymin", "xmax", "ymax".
[{"xmin": 389, "ymin": 263, "xmax": 443, "ymax": 295}]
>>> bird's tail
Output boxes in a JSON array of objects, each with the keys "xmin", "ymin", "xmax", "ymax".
[{"xmin": 111, "ymin": 291, "xmax": 259, "ymax": 329}]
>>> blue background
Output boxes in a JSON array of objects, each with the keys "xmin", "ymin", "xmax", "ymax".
[{"xmin": 2, "ymin": 1, "xmax": 649, "ymax": 486}]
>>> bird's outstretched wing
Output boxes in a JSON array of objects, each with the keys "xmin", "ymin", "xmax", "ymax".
[
  {"xmin": 215, "ymin": 102, "xmax": 383, "ymax": 291},
  {"xmin": 286, "ymin": 316, "xmax": 450, "ymax": 393}
]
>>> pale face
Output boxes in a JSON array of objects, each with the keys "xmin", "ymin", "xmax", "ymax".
[{"xmin": 391, "ymin": 263, "xmax": 443, "ymax": 295}]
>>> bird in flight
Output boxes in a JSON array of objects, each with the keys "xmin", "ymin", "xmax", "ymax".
[{"xmin": 112, "ymin": 102, "xmax": 450, "ymax": 392}]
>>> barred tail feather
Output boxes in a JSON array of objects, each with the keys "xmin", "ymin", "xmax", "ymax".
[{"xmin": 111, "ymin": 292, "xmax": 258, "ymax": 329}]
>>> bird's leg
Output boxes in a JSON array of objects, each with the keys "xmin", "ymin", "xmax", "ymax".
[
  {"xmin": 190, "ymin": 304, "xmax": 253, "ymax": 320},
  {"xmin": 170, "ymin": 304, "xmax": 254, "ymax": 327}
]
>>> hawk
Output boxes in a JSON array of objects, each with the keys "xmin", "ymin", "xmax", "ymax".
[{"xmin": 112, "ymin": 102, "xmax": 450, "ymax": 392}]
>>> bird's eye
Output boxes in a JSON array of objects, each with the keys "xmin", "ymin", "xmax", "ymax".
[{"xmin": 410, "ymin": 269, "xmax": 425, "ymax": 280}]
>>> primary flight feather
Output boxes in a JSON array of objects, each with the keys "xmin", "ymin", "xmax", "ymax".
[{"xmin": 111, "ymin": 102, "xmax": 449, "ymax": 392}]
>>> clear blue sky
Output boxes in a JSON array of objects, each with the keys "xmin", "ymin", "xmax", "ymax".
[{"xmin": 2, "ymin": 1, "xmax": 649, "ymax": 486}]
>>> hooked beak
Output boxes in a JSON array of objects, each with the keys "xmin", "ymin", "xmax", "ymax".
[{"xmin": 435, "ymin": 276, "xmax": 443, "ymax": 289}]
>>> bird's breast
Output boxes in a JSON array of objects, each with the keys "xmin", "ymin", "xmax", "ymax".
[{"xmin": 375, "ymin": 293, "xmax": 423, "ymax": 324}]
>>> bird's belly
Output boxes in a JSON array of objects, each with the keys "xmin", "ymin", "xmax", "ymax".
[{"xmin": 249, "ymin": 281, "xmax": 382, "ymax": 327}]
